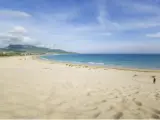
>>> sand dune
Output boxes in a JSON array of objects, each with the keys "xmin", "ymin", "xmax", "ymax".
[{"xmin": 0, "ymin": 56, "xmax": 160, "ymax": 119}]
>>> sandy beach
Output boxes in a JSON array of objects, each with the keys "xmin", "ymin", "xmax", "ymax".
[{"xmin": 0, "ymin": 56, "xmax": 160, "ymax": 119}]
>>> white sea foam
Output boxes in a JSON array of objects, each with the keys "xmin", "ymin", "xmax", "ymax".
[
  {"xmin": 88, "ymin": 62, "xmax": 104, "ymax": 65},
  {"xmin": 40, "ymin": 57, "xmax": 49, "ymax": 61}
]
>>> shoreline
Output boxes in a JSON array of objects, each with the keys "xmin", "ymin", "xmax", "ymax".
[{"xmin": 37, "ymin": 55, "xmax": 160, "ymax": 73}]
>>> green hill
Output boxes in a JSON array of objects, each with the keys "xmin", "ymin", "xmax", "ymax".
[{"xmin": 0, "ymin": 44, "xmax": 74, "ymax": 55}]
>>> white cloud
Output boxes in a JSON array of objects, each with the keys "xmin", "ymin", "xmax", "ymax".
[
  {"xmin": 95, "ymin": 0, "xmax": 160, "ymax": 31},
  {"xmin": 119, "ymin": 1, "xmax": 160, "ymax": 29},
  {"xmin": 96, "ymin": 0, "xmax": 120, "ymax": 31},
  {"xmin": 0, "ymin": 10, "xmax": 31, "ymax": 18},
  {"xmin": 0, "ymin": 26, "xmax": 37, "ymax": 47},
  {"xmin": 120, "ymin": 0, "xmax": 159, "ymax": 15},
  {"xmin": 96, "ymin": 32, "xmax": 112, "ymax": 36},
  {"xmin": 146, "ymin": 32, "xmax": 160, "ymax": 38},
  {"xmin": 9, "ymin": 26, "xmax": 27, "ymax": 34}
]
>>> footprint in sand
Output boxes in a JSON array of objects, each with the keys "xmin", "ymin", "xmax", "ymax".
[
  {"xmin": 151, "ymin": 108, "xmax": 160, "ymax": 114},
  {"xmin": 43, "ymin": 68, "xmax": 52, "ymax": 70},
  {"xmin": 154, "ymin": 93, "xmax": 160, "ymax": 100},
  {"xmin": 87, "ymin": 92, "xmax": 91, "ymax": 96},
  {"xmin": 151, "ymin": 114, "xmax": 160, "ymax": 119},
  {"xmin": 134, "ymin": 101, "xmax": 142, "ymax": 106},
  {"xmin": 133, "ymin": 99, "xmax": 142, "ymax": 106},
  {"xmin": 112, "ymin": 112, "xmax": 123, "ymax": 119},
  {"xmin": 137, "ymin": 107, "xmax": 148, "ymax": 115},
  {"xmin": 86, "ymin": 91, "xmax": 95, "ymax": 96},
  {"xmin": 93, "ymin": 99, "xmax": 107, "ymax": 106},
  {"xmin": 84, "ymin": 99, "xmax": 107, "ymax": 109},
  {"xmin": 45, "ymin": 107, "xmax": 55, "ymax": 117},
  {"xmin": 56, "ymin": 101, "xmax": 66, "ymax": 106},
  {"xmin": 101, "ymin": 99, "xmax": 107, "ymax": 103},
  {"xmin": 133, "ymin": 74, "xmax": 137, "ymax": 77},
  {"xmin": 92, "ymin": 111, "xmax": 101, "ymax": 118},
  {"xmin": 134, "ymin": 91, "xmax": 139, "ymax": 95}
]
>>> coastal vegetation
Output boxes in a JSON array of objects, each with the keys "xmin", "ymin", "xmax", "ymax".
[
  {"xmin": 0, "ymin": 52, "xmax": 22, "ymax": 57},
  {"xmin": 0, "ymin": 44, "xmax": 74, "ymax": 56}
]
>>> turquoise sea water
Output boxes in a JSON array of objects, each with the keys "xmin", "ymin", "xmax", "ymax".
[{"xmin": 41, "ymin": 54, "xmax": 160, "ymax": 70}]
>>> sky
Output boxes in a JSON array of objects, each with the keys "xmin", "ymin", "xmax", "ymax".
[{"xmin": 0, "ymin": 0, "xmax": 160, "ymax": 53}]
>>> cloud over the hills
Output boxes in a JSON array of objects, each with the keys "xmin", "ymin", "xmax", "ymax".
[{"xmin": 0, "ymin": 26, "xmax": 37, "ymax": 47}]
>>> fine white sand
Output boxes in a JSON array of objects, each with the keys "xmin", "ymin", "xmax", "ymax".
[{"xmin": 0, "ymin": 56, "xmax": 160, "ymax": 119}]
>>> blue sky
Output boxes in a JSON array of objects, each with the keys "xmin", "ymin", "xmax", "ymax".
[{"xmin": 0, "ymin": 0, "xmax": 160, "ymax": 53}]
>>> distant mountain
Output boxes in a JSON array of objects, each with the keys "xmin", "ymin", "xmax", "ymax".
[{"xmin": 0, "ymin": 44, "xmax": 73, "ymax": 54}]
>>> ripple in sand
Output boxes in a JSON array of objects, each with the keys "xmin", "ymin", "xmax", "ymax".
[{"xmin": 80, "ymin": 106, "xmax": 98, "ymax": 112}]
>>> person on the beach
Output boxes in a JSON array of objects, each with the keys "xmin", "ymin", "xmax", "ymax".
[{"xmin": 152, "ymin": 76, "xmax": 156, "ymax": 84}]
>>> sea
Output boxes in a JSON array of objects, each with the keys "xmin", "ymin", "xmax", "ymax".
[{"xmin": 40, "ymin": 54, "xmax": 160, "ymax": 70}]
